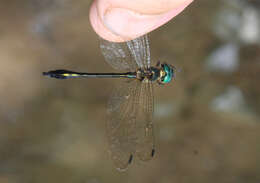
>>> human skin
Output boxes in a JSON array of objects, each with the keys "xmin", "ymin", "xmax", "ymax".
[{"xmin": 89, "ymin": 0, "xmax": 194, "ymax": 42}]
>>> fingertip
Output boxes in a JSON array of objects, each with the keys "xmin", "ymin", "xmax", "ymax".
[
  {"xmin": 89, "ymin": 1, "xmax": 126, "ymax": 42},
  {"xmin": 89, "ymin": 0, "xmax": 194, "ymax": 42}
]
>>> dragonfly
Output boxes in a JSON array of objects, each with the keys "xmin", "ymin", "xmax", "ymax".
[{"xmin": 43, "ymin": 34, "xmax": 176, "ymax": 171}]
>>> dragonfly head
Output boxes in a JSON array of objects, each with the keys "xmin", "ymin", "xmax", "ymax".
[{"xmin": 158, "ymin": 63, "xmax": 176, "ymax": 84}]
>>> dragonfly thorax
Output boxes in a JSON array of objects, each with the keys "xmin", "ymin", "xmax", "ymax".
[
  {"xmin": 136, "ymin": 63, "xmax": 175, "ymax": 84},
  {"xmin": 136, "ymin": 67, "xmax": 160, "ymax": 82}
]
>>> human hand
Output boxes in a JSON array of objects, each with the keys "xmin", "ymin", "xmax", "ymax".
[{"xmin": 89, "ymin": 0, "xmax": 194, "ymax": 42}]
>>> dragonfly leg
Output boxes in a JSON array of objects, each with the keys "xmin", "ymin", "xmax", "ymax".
[
  {"xmin": 157, "ymin": 80, "xmax": 164, "ymax": 85},
  {"xmin": 156, "ymin": 61, "xmax": 161, "ymax": 67}
]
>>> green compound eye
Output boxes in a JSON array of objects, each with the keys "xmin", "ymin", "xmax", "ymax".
[{"xmin": 162, "ymin": 64, "xmax": 174, "ymax": 83}]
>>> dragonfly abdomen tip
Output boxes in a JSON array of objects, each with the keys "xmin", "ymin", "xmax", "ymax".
[{"xmin": 42, "ymin": 70, "xmax": 69, "ymax": 79}]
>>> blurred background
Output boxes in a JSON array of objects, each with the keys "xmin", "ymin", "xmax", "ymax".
[{"xmin": 0, "ymin": 0, "xmax": 260, "ymax": 182}]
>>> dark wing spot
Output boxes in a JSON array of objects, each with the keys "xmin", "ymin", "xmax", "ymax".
[
  {"xmin": 151, "ymin": 149, "xmax": 155, "ymax": 157},
  {"xmin": 128, "ymin": 154, "xmax": 133, "ymax": 164}
]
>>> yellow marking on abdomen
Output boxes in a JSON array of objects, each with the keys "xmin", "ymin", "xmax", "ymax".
[{"xmin": 63, "ymin": 73, "xmax": 79, "ymax": 77}]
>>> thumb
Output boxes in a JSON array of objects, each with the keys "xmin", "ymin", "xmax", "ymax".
[{"xmin": 89, "ymin": 0, "xmax": 194, "ymax": 42}]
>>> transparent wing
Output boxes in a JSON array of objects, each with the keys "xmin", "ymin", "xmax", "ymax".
[
  {"xmin": 107, "ymin": 80, "xmax": 140, "ymax": 170},
  {"xmin": 100, "ymin": 38, "xmax": 139, "ymax": 71},
  {"xmin": 100, "ymin": 34, "xmax": 151, "ymax": 71},
  {"xmin": 107, "ymin": 80, "xmax": 154, "ymax": 170},
  {"xmin": 135, "ymin": 80, "xmax": 155, "ymax": 161},
  {"xmin": 126, "ymin": 34, "xmax": 151, "ymax": 69}
]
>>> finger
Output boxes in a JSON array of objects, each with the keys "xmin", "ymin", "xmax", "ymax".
[{"xmin": 89, "ymin": 0, "xmax": 194, "ymax": 42}]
